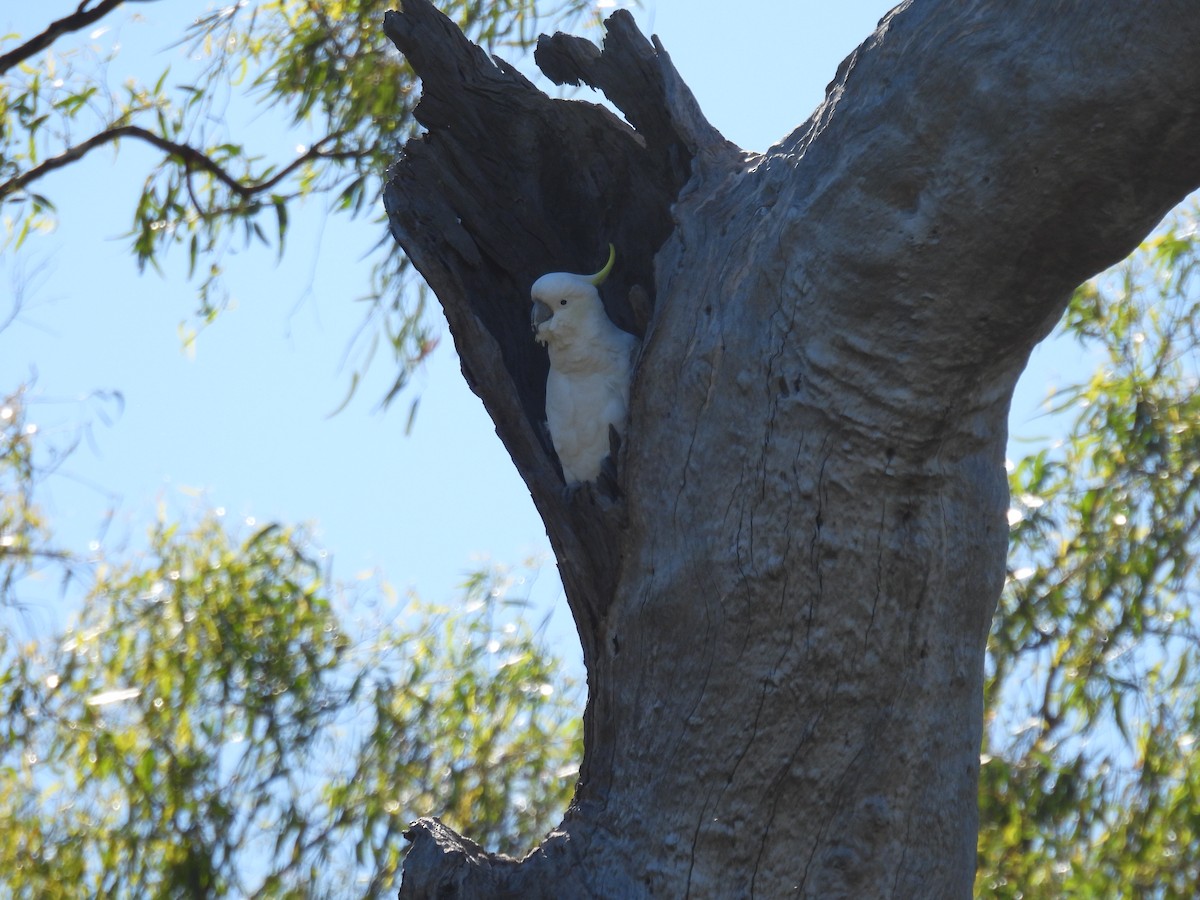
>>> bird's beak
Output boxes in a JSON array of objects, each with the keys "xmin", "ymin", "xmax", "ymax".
[{"xmin": 531, "ymin": 302, "xmax": 553, "ymax": 330}]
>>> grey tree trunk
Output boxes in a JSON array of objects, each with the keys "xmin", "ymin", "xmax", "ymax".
[{"xmin": 381, "ymin": 1, "xmax": 1200, "ymax": 896}]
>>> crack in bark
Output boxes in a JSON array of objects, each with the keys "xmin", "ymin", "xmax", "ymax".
[
  {"xmin": 672, "ymin": 601, "xmax": 716, "ymax": 765},
  {"xmin": 795, "ymin": 729, "xmax": 870, "ymax": 897},
  {"xmin": 762, "ymin": 681, "xmax": 837, "ymax": 896},
  {"xmin": 883, "ymin": 663, "xmax": 917, "ymax": 895},
  {"xmin": 703, "ymin": 619, "xmax": 798, "ymax": 893},
  {"xmin": 806, "ymin": 436, "xmax": 834, "ymax": 647},
  {"xmin": 732, "ymin": 494, "xmax": 759, "ymax": 660},
  {"xmin": 683, "ymin": 781, "xmax": 721, "ymax": 898},
  {"xmin": 891, "ymin": 780, "xmax": 916, "ymax": 899},
  {"xmin": 667, "ymin": 303, "xmax": 714, "ymax": 565},
  {"xmin": 865, "ymin": 497, "xmax": 888, "ymax": 652}
]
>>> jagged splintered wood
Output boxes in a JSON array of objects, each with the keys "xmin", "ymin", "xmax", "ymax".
[
  {"xmin": 382, "ymin": 0, "xmax": 718, "ymax": 667},
  {"xmin": 382, "ymin": 1, "xmax": 1200, "ymax": 896}
]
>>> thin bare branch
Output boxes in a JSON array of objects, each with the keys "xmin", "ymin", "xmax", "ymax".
[
  {"xmin": 0, "ymin": 0, "xmax": 161, "ymax": 76},
  {"xmin": 0, "ymin": 124, "xmax": 360, "ymax": 205}
]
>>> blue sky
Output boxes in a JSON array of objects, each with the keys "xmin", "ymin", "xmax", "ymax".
[{"xmin": 1, "ymin": 1, "xmax": 1092, "ymax": 661}]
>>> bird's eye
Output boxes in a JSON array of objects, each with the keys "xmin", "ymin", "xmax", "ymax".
[{"xmin": 559, "ymin": 299, "xmax": 567, "ymax": 306}]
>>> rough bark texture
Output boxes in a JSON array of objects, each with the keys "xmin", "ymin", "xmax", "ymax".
[{"xmin": 381, "ymin": 1, "xmax": 1200, "ymax": 896}]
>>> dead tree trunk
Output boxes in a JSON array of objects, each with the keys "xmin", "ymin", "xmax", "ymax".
[{"xmin": 381, "ymin": 1, "xmax": 1200, "ymax": 895}]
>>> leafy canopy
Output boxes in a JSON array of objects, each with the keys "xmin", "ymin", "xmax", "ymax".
[
  {"xmin": 979, "ymin": 204, "xmax": 1200, "ymax": 897},
  {"xmin": 7, "ymin": 213, "xmax": 1200, "ymax": 895},
  {"xmin": 0, "ymin": 0, "xmax": 597, "ymax": 407},
  {"xmin": 1, "ymin": 391, "xmax": 581, "ymax": 896},
  {"xmin": 5, "ymin": 2, "xmax": 1200, "ymax": 895},
  {"xmin": 1, "ymin": 2, "xmax": 598, "ymax": 895}
]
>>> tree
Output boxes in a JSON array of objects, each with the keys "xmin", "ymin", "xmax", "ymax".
[
  {"xmin": 2, "ymin": 2, "xmax": 600, "ymax": 894},
  {"xmin": 9, "ymin": 225, "xmax": 1200, "ymax": 900},
  {"xmin": 8, "ymin": 2, "xmax": 1200, "ymax": 895},
  {"xmin": 0, "ymin": 0, "xmax": 594, "ymax": 404},
  {"xmin": 978, "ymin": 207, "xmax": 1200, "ymax": 897},
  {"xmin": 380, "ymin": 1, "xmax": 1200, "ymax": 895},
  {"xmin": 0, "ymin": 389, "xmax": 583, "ymax": 897}
]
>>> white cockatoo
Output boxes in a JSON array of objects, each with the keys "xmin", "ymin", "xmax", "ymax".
[{"xmin": 531, "ymin": 245, "xmax": 638, "ymax": 485}]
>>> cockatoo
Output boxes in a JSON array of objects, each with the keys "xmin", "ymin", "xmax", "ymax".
[{"xmin": 531, "ymin": 245, "xmax": 638, "ymax": 485}]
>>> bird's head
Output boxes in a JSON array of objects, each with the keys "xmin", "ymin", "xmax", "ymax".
[{"xmin": 531, "ymin": 245, "xmax": 616, "ymax": 346}]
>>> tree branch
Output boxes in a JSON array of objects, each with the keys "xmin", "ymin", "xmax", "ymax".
[
  {"xmin": 381, "ymin": 1, "xmax": 1200, "ymax": 895},
  {"xmin": 399, "ymin": 819, "xmax": 519, "ymax": 899},
  {"xmin": 0, "ymin": 124, "xmax": 358, "ymax": 204},
  {"xmin": 381, "ymin": 0, "xmax": 703, "ymax": 652},
  {"xmin": 780, "ymin": 1, "xmax": 1200, "ymax": 382},
  {"xmin": 0, "ymin": 0, "xmax": 160, "ymax": 76}
]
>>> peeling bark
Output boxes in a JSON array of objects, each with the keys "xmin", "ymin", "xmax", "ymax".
[{"xmin": 381, "ymin": 0, "xmax": 1200, "ymax": 895}]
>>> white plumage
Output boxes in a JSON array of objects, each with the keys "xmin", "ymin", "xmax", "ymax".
[{"xmin": 531, "ymin": 246, "xmax": 638, "ymax": 484}]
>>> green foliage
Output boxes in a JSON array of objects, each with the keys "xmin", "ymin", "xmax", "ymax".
[
  {"xmin": 0, "ymin": 386, "xmax": 68, "ymax": 606},
  {"xmin": 9, "ymin": 6, "xmax": 1200, "ymax": 893},
  {"xmin": 0, "ymin": 0, "xmax": 599, "ymax": 404},
  {"xmin": 979, "ymin": 205, "xmax": 1200, "ymax": 896},
  {"xmin": 2, "ymin": 4, "xmax": 597, "ymax": 895},
  {"xmin": 0, "ymin": 400, "xmax": 581, "ymax": 896},
  {"xmin": 1, "ymin": 519, "xmax": 580, "ymax": 897}
]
